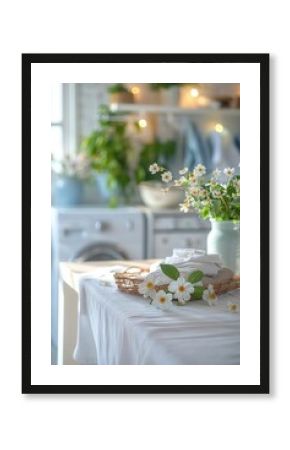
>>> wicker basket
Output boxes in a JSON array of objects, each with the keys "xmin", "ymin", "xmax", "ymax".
[{"xmin": 114, "ymin": 267, "xmax": 240, "ymax": 297}]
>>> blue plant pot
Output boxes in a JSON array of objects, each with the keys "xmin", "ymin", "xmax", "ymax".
[
  {"xmin": 95, "ymin": 173, "xmax": 111, "ymax": 203},
  {"xmin": 52, "ymin": 176, "xmax": 83, "ymax": 207},
  {"xmin": 95, "ymin": 173, "xmax": 124, "ymax": 206}
]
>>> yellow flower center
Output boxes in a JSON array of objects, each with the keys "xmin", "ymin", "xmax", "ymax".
[
  {"xmin": 178, "ymin": 285, "xmax": 185, "ymax": 292},
  {"xmin": 159, "ymin": 297, "xmax": 166, "ymax": 303},
  {"xmin": 146, "ymin": 281, "xmax": 154, "ymax": 289}
]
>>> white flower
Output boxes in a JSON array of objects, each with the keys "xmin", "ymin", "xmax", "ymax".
[
  {"xmin": 189, "ymin": 186, "xmax": 200, "ymax": 197},
  {"xmin": 174, "ymin": 176, "xmax": 187, "ymax": 187},
  {"xmin": 179, "ymin": 203, "xmax": 189, "ymax": 213},
  {"xmin": 179, "ymin": 167, "xmax": 188, "ymax": 175},
  {"xmin": 194, "ymin": 164, "xmax": 206, "ymax": 177},
  {"xmin": 149, "ymin": 163, "xmax": 160, "ymax": 174},
  {"xmin": 189, "ymin": 173, "xmax": 197, "ymax": 184},
  {"xmin": 202, "ymin": 284, "xmax": 218, "ymax": 306},
  {"xmin": 227, "ymin": 301, "xmax": 239, "ymax": 313},
  {"xmin": 152, "ymin": 290, "xmax": 173, "ymax": 310},
  {"xmin": 138, "ymin": 274, "xmax": 156, "ymax": 298},
  {"xmin": 223, "ymin": 167, "xmax": 235, "ymax": 178},
  {"xmin": 168, "ymin": 277, "xmax": 194, "ymax": 305},
  {"xmin": 212, "ymin": 168, "xmax": 221, "ymax": 179},
  {"xmin": 161, "ymin": 171, "xmax": 173, "ymax": 183},
  {"xmin": 198, "ymin": 188, "xmax": 207, "ymax": 198}
]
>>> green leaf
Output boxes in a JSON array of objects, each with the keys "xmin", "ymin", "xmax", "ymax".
[
  {"xmin": 160, "ymin": 264, "xmax": 180, "ymax": 280},
  {"xmin": 108, "ymin": 196, "xmax": 118, "ymax": 208},
  {"xmin": 187, "ymin": 270, "xmax": 204, "ymax": 284},
  {"xmin": 191, "ymin": 286, "xmax": 205, "ymax": 300}
]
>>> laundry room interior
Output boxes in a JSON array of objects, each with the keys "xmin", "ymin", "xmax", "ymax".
[{"xmin": 51, "ymin": 83, "xmax": 240, "ymax": 364}]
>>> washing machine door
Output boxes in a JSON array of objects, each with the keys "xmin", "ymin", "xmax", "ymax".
[{"xmin": 73, "ymin": 243, "xmax": 128, "ymax": 262}]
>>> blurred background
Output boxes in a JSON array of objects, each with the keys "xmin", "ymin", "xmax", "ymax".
[{"xmin": 51, "ymin": 83, "xmax": 240, "ymax": 363}]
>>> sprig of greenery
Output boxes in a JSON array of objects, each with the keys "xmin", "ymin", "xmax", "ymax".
[
  {"xmin": 150, "ymin": 83, "xmax": 181, "ymax": 90},
  {"xmin": 107, "ymin": 84, "xmax": 130, "ymax": 94},
  {"xmin": 160, "ymin": 263, "xmax": 205, "ymax": 300}
]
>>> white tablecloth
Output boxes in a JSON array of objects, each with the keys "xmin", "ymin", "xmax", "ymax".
[{"xmin": 74, "ymin": 276, "xmax": 240, "ymax": 365}]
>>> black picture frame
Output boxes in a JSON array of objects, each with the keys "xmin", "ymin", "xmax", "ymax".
[{"xmin": 22, "ymin": 53, "xmax": 269, "ymax": 394}]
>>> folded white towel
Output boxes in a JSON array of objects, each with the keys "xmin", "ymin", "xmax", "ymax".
[{"xmin": 149, "ymin": 254, "xmax": 223, "ymax": 285}]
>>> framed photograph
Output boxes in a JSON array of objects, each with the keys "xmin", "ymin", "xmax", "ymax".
[{"xmin": 22, "ymin": 53, "xmax": 269, "ymax": 394}]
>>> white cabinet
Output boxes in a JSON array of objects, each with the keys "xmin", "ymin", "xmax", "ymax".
[
  {"xmin": 146, "ymin": 209, "xmax": 210, "ymax": 259},
  {"xmin": 154, "ymin": 232, "xmax": 208, "ymax": 259}
]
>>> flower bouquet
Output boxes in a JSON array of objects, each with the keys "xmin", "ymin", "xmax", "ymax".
[
  {"xmin": 149, "ymin": 162, "xmax": 240, "ymax": 273},
  {"xmin": 51, "ymin": 153, "xmax": 91, "ymax": 179},
  {"xmin": 149, "ymin": 162, "xmax": 240, "ymax": 221},
  {"xmin": 51, "ymin": 153, "xmax": 91, "ymax": 207}
]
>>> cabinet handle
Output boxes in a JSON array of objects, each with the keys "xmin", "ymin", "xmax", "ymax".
[
  {"xmin": 63, "ymin": 228, "xmax": 84, "ymax": 236},
  {"xmin": 95, "ymin": 221, "xmax": 106, "ymax": 231},
  {"xmin": 126, "ymin": 220, "xmax": 134, "ymax": 231}
]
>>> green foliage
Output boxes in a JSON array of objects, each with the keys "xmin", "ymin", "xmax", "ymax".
[
  {"xmin": 82, "ymin": 105, "xmax": 177, "ymax": 206},
  {"xmin": 135, "ymin": 139, "xmax": 176, "ymax": 183},
  {"xmin": 108, "ymin": 84, "xmax": 130, "ymax": 94},
  {"xmin": 150, "ymin": 83, "xmax": 181, "ymax": 90},
  {"xmin": 191, "ymin": 286, "xmax": 205, "ymax": 300},
  {"xmin": 81, "ymin": 105, "xmax": 132, "ymax": 204},
  {"xmin": 108, "ymin": 196, "xmax": 118, "ymax": 208},
  {"xmin": 187, "ymin": 270, "xmax": 203, "ymax": 284},
  {"xmin": 160, "ymin": 264, "xmax": 180, "ymax": 280}
]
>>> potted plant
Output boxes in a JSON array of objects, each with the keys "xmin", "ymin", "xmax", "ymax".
[
  {"xmin": 108, "ymin": 83, "xmax": 134, "ymax": 104},
  {"xmin": 150, "ymin": 163, "xmax": 240, "ymax": 273},
  {"xmin": 51, "ymin": 153, "xmax": 90, "ymax": 207},
  {"xmin": 150, "ymin": 83, "xmax": 181, "ymax": 106},
  {"xmin": 81, "ymin": 105, "xmax": 134, "ymax": 207}
]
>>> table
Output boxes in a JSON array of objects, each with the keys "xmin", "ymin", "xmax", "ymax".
[
  {"xmin": 59, "ymin": 260, "xmax": 156, "ymax": 364},
  {"xmin": 60, "ymin": 261, "xmax": 240, "ymax": 365}
]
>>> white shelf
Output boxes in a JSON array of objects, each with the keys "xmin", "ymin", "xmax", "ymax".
[{"xmin": 109, "ymin": 103, "xmax": 240, "ymax": 116}]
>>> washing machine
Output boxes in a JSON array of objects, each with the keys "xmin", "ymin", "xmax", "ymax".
[{"xmin": 51, "ymin": 207, "xmax": 146, "ymax": 361}]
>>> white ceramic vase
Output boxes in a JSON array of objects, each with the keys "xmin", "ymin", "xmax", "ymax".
[{"xmin": 207, "ymin": 220, "xmax": 240, "ymax": 274}]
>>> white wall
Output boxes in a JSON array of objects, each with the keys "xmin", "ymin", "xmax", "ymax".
[{"xmin": 75, "ymin": 83, "xmax": 109, "ymax": 141}]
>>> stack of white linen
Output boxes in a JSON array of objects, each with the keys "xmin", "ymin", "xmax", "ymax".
[{"xmin": 149, "ymin": 253, "xmax": 225, "ymax": 285}]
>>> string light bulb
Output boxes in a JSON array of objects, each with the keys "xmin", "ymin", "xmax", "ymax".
[
  {"xmin": 131, "ymin": 86, "xmax": 140, "ymax": 95},
  {"xmin": 138, "ymin": 119, "xmax": 147, "ymax": 128},
  {"xmin": 215, "ymin": 123, "xmax": 224, "ymax": 133},
  {"xmin": 190, "ymin": 88, "xmax": 199, "ymax": 97}
]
